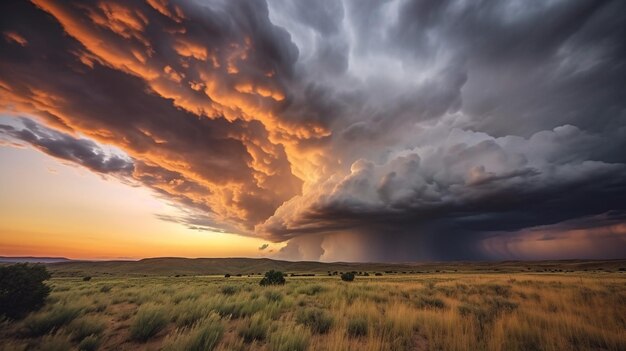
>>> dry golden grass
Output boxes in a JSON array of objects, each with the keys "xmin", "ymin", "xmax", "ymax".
[{"xmin": 0, "ymin": 272, "xmax": 624, "ymax": 350}]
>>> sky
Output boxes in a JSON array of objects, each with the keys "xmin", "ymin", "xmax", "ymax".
[{"xmin": 0, "ymin": 0, "xmax": 625, "ymax": 262}]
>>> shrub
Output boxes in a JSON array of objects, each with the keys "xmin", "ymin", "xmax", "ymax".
[
  {"xmin": 99, "ymin": 285, "xmax": 112, "ymax": 293},
  {"xmin": 24, "ymin": 305, "xmax": 82, "ymax": 336},
  {"xmin": 296, "ymin": 308, "xmax": 333, "ymax": 334},
  {"xmin": 78, "ymin": 335, "xmax": 101, "ymax": 351},
  {"xmin": 238, "ymin": 314, "xmax": 269, "ymax": 343},
  {"xmin": 269, "ymin": 325, "xmax": 310, "ymax": 351},
  {"xmin": 375, "ymin": 273, "xmax": 383, "ymax": 276},
  {"xmin": 224, "ymin": 274, "xmax": 231, "ymax": 278},
  {"xmin": 220, "ymin": 285, "xmax": 238, "ymax": 296},
  {"xmin": 347, "ymin": 315, "xmax": 368, "ymax": 337},
  {"xmin": 0, "ymin": 263, "xmax": 51, "ymax": 319},
  {"xmin": 129, "ymin": 304, "xmax": 168, "ymax": 341},
  {"xmin": 341, "ymin": 272, "xmax": 355, "ymax": 282},
  {"xmin": 83, "ymin": 276, "xmax": 92, "ymax": 282},
  {"xmin": 259, "ymin": 270, "xmax": 285, "ymax": 286}
]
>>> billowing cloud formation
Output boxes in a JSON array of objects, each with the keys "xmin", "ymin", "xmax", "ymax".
[{"xmin": 1, "ymin": 0, "xmax": 625, "ymax": 260}]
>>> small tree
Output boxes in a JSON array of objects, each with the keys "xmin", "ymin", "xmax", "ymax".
[
  {"xmin": 0, "ymin": 263, "xmax": 51, "ymax": 319},
  {"xmin": 341, "ymin": 272, "xmax": 355, "ymax": 282},
  {"xmin": 259, "ymin": 270, "xmax": 285, "ymax": 286}
]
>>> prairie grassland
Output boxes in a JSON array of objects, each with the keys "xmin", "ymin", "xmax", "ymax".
[{"xmin": 1, "ymin": 272, "xmax": 625, "ymax": 351}]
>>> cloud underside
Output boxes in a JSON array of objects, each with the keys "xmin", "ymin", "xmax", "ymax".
[{"xmin": 1, "ymin": 0, "xmax": 625, "ymax": 260}]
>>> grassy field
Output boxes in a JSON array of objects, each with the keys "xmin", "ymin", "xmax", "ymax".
[{"xmin": 1, "ymin": 267, "xmax": 625, "ymax": 351}]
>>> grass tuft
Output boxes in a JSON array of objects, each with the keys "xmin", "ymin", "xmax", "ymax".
[
  {"xmin": 24, "ymin": 305, "xmax": 82, "ymax": 336},
  {"xmin": 68, "ymin": 315, "xmax": 106, "ymax": 341},
  {"xmin": 164, "ymin": 314, "xmax": 224, "ymax": 351},
  {"xmin": 78, "ymin": 335, "xmax": 101, "ymax": 351},
  {"xmin": 296, "ymin": 308, "xmax": 333, "ymax": 334},
  {"xmin": 268, "ymin": 324, "xmax": 310, "ymax": 351},
  {"xmin": 129, "ymin": 304, "xmax": 168, "ymax": 342},
  {"xmin": 347, "ymin": 315, "xmax": 368, "ymax": 338},
  {"xmin": 238, "ymin": 313, "xmax": 270, "ymax": 343}
]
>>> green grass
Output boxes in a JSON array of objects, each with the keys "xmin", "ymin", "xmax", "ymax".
[
  {"xmin": 296, "ymin": 307, "xmax": 333, "ymax": 334},
  {"xmin": 68, "ymin": 315, "xmax": 106, "ymax": 341},
  {"xmin": 268, "ymin": 324, "xmax": 310, "ymax": 351},
  {"xmin": 78, "ymin": 335, "xmax": 100, "ymax": 351},
  {"xmin": 238, "ymin": 313, "xmax": 270, "ymax": 343},
  {"xmin": 129, "ymin": 304, "xmax": 168, "ymax": 341},
  {"xmin": 346, "ymin": 315, "xmax": 368, "ymax": 338},
  {"xmin": 0, "ymin": 263, "xmax": 624, "ymax": 350},
  {"xmin": 23, "ymin": 305, "xmax": 82, "ymax": 336},
  {"xmin": 163, "ymin": 314, "xmax": 223, "ymax": 351}
]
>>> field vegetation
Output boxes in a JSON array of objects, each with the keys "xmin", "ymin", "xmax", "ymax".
[{"xmin": 0, "ymin": 262, "xmax": 625, "ymax": 350}]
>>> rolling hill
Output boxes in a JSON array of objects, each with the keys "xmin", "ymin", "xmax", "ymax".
[{"xmin": 42, "ymin": 257, "xmax": 626, "ymax": 277}]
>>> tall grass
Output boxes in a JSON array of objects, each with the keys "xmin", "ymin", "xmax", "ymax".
[
  {"xmin": 296, "ymin": 307, "xmax": 333, "ymax": 334},
  {"xmin": 23, "ymin": 305, "xmax": 83, "ymax": 336},
  {"xmin": 129, "ymin": 304, "xmax": 169, "ymax": 341},
  {"xmin": 68, "ymin": 315, "xmax": 106, "ymax": 341},
  {"xmin": 268, "ymin": 324, "xmax": 310, "ymax": 351},
  {"xmin": 163, "ymin": 314, "xmax": 224, "ymax": 351},
  {"xmin": 1, "ymin": 272, "xmax": 623, "ymax": 351},
  {"xmin": 238, "ymin": 313, "xmax": 270, "ymax": 343}
]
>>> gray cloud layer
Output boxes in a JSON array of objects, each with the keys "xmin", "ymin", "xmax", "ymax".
[{"xmin": 1, "ymin": 0, "xmax": 625, "ymax": 260}]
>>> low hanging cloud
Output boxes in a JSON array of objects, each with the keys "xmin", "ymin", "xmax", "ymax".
[
  {"xmin": 1, "ymin": 0, "xmax": 625, "ymax": 260},
  {"xmin": 0, "ymin": 118, "xmax": 134, "ymax": 174}
]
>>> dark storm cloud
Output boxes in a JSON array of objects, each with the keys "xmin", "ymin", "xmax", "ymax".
[
  {"xmin": 0, "ymin": 118, "xmax": 133, "ymax": 174},
  {"xmin": 1, "ymin": 0, "xmax": 625, "ymax": 261},
  {"xmin": 261, "ymin": 0, "xmax": 626, "ymax": 260}
]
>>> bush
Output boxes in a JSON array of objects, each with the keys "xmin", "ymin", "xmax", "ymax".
[
  {"xmin": 259, "ymin": 270, "xmax": 285, "ymax": 286},
  {"xmin": 296, "ymin": 308, "xmax": 333, "ymax": 334},
  {"xmin": 375, "ymin": 273, "xmax": 383, "ymax": 276},
  {"xmin": 0, "ymin": 263, "xmax": 51, "ymax": 319},
  {"xmin": 129, "ymin": 304, "xmax": 168, "ymax": 341},
  {"xmin": 224, "ymin": 274, "xmax": 231, "ymax": 278},
  {"xmin": 83, "ymin": 276, "xmax": 92, "ymax": 282},
  {"xmin": 99, "ymin": 285, "xmax": 111, "ymax": 293},
  {"xmin": 341, "ymin": 272, "xmax": 355, "ymax": 282},
  {"xmin": 347, "ymin": 316, "xmax": 368, "ymax": 337}
]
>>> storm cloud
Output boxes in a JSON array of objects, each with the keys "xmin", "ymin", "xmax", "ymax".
[{"xmin": 1, "ymin": 0, "xmax": 625, "ymax": 260}]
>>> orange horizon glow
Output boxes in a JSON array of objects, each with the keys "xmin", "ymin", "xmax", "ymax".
[{"xmin": 0, "ymin": 145, "xmax": 279, "ymax": 260}]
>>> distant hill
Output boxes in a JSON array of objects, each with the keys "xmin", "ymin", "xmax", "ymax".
[
  {"xmin": 0, "ymin": 256, "xmax": 72, "ymax": 264},
  {"xmin": 43, "ymin": 257, "xmax": 626, "ymax": 277}
]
